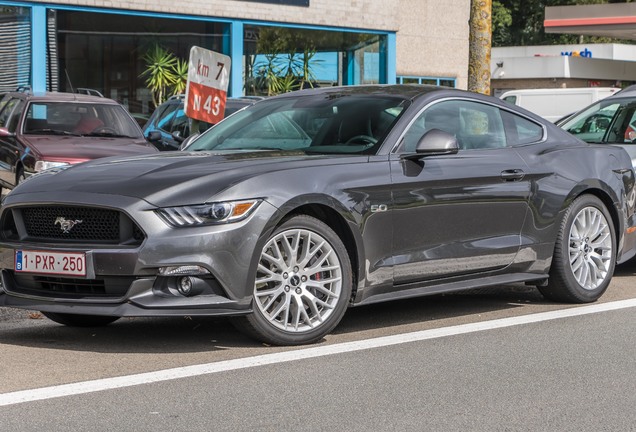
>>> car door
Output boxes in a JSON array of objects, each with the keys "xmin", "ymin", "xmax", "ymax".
[
  {"xmin": 389, "ymin": 99, "xmax": 532, "ymax": 284},
  {"xmin": 144, "ymin": 100, "xmax": 181, "ymax": 150},
  {"xmin": 0, "ymin": 97, "xmax": 24, "ymax": 188}
]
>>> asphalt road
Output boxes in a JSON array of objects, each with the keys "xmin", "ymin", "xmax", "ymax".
[{"xmin": 1, "ymin": 259, "xmax": 636, "ymax": 431}]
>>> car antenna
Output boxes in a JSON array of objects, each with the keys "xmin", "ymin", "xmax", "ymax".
[{"xmin": 65, "ymin": 69, "xmax": 76, "ymax": 95}]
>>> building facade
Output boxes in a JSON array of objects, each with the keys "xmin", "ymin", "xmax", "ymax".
[{"xmin": 0, "ymin": 0, "xmax": 470, "ymax": 119}]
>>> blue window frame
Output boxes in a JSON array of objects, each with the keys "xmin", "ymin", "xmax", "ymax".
[{"xmin": 397, "ymin": 76, "xmax": 456, "ymax": 87}]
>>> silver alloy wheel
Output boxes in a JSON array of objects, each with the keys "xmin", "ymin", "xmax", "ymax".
[
  {"xmin": 254, "ymin": 228, "xmax": 343, "ymax": 333},
  {"xmin": 568, "ymin": 206, "xmax": 613, "ymax": 290}
]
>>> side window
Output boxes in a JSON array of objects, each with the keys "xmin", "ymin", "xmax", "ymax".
[
  {"xmin": 0, "ymin": 98, "xmax": 20, "ymax": 129},
  {"xmin": 560, "ymin": 101, "xmax": 636, "ymax": 144},
  {"xmin": 458, "ymin": 102, "xmax": 506, "ymax": 149},
  {"xmin": 501, "ymin": 110, "xmax": 544, "ymax": 145},
  {"xmin": 400, "ymin": 100, "xmax": 507, "ymax": 152},
  {"xmin": 6, "ymin": 100, "xmax": 24, "ymax": 133},
  {"xmin": 155, "ymin": 103, "xmax": 180, "ymax": 132},
  {"xmin": 623, "ymin": 108, "xmax": 636, "ymax": 142},
  {"xmin": 401, "ymin": 102, "xmax": 460, "ymax": 152},
  {"xmin": 605, "ymin": 102, "xmax": 636, "ymax": 143},
  {"xmin": 168, "ymin": 108, "xmax": 189, "ymax": 137}
]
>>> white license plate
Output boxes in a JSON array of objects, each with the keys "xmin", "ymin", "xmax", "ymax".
[{"xmin": 15, "ymin": 250, "xmax": 86, "ymax": 277}]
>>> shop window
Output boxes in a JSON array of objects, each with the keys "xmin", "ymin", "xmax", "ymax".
[
  {"xmin": 397, "ymin": 76, "xmax": 456, "ymax": 88},
  {"xmin": 244, "ymin": 25, "xmax": 387, "ymax": 96},
  {"xmin": 55, "ymin": 10, "xmax": 228, "ymax": 120}
]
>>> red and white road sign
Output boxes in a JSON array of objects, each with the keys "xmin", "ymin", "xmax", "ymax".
[{"xmin": 184, "ymin": 46, "xmax": 231, "ymax": 124}]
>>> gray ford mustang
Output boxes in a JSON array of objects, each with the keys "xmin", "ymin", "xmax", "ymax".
[{"xmin": 1, "ymin": 85, "xmax": 636, "ymax": 346}]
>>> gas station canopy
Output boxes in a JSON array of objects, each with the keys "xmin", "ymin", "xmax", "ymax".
[{"xmin": 545, "ymin": 3, "xmax": 636, "ymax": 40}]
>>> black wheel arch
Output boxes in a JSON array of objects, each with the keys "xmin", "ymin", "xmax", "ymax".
[
  {"xmin": 560, "ymin": 185, "xmax": 622, "ymax": 260},
  {"xmin": 254, "ymin": 195, "xmax": 364, "ymax": 304}
]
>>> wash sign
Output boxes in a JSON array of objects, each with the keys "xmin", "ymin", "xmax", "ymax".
[
  {"xmin": 184, "ymin": 46, "xmax": 231, "ymax": 124},
  {"xmin": 561, "ymin": 48, "xmax": 593, "ymax": 58}
]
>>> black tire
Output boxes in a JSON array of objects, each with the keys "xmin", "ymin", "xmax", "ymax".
[
  {"xmin": 539, "ymin": 195, "xmax": 616, "ymax": 303},
  {"xmin": 16, "ymin": 167, "xmax": 25, "ymax": 186},
  {"xmin": 41, "ymin": 312, "xmax": 120, "ymax": 327},
  {"xmin": 232, "ymin": 215, "xmax": 352, "ymax": 345}
]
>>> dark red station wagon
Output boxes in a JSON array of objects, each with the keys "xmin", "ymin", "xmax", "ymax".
[{"xmin": 0, "ymin": 89, "xmax": 158, "ymax": 194}]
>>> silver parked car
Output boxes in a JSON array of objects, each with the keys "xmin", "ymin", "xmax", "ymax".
[{"xmin": 558, "ymin": 85, "xmax": 636, "ymax": 167}]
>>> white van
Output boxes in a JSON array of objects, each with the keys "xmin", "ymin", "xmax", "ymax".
[{"xmin": 500, "ymin": 87, "xmax": 620, "ymax": 122}]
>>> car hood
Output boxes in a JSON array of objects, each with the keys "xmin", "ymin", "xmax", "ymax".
[
  {"xmin": 22, "ymin": 135, "xmax": 158, "ymax": 161},
  {"xmin": 11, "ymin": 150, "xmax": 366, "ymax": 207}
]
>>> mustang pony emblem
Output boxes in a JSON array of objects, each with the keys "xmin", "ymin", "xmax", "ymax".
[{"xmin": 55, "ymin": 217, "xmax": 83, "ymax": 233}]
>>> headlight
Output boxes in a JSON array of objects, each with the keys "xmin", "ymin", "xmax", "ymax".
[
  {"xmin": 156, "ymin": 199, "xmax": 261, "ymax": 227},
  {"xmin": 34, "ymin": 160, "xmax": 70, "ymax": 172}
]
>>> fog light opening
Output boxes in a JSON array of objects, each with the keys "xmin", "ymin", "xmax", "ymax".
[{"xmin": 178, "ymin": 276, "xmax": 194, "ymax": 296}]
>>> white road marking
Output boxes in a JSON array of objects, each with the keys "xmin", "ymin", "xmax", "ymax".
[{"xmin": 2, "ymin": 298, "xmax": 636, "ymax": 407}]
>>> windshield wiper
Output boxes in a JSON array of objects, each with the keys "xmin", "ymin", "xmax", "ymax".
[
  {"xmin": 27, "ymin": 129, "xmax": 81, "ymax": 136},
  {"xmin": 83, "ymin": 132, "xmax": 131, "ymax": 138}
]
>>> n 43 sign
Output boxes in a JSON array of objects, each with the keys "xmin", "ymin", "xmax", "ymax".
[{"xmin": 184, "ymin": 46, "xmax": 231, "ymax": 124}]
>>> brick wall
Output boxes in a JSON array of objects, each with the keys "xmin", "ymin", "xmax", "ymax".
[
  {"xmin": 40, "ymin": 0, "xmax": 400, "ymax": 30},
  {"xmin": 397, "ymin": 0, "xmax": 470, "ymax": 89}
]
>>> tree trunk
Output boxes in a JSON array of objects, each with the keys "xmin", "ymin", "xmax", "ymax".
[{"xmin": 468, "ymin": 0, "xmax": 492, "ymax": 95}]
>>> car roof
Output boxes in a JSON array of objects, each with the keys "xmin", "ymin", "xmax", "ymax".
[
  {"xmin": 608, "ymin": 85, "xmax": 636, "ymax": 98},
  {"xmin": 283, "ymin": 84, "xmax": 437, "ymax": 97},
  {"xmin": 268, "ymin": 84, "xmax": 480, "ymax": 104},
  {"xmin": 4, "ymin": 91, "xmax": 120, "ymax": 105}
]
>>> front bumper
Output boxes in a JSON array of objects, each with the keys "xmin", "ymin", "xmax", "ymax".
[
  {"xmin": 0, "ymin": 191, "xmax": 278, "ymax": 317},
  {"xmin": 0, "ymin": 271, "xmax": 252, "ymax": 317}
]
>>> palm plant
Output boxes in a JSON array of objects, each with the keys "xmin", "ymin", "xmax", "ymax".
[
  {"xmin": 172, "ymin": 58, "xmax": 189, "ymax": 96},
  {"xmin": 140, "ymin": 44, "xmax": 179, "ymax": 108}
]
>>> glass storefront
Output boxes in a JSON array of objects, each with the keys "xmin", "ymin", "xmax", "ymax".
[
  {"xmin": 0, "ymin": 4, "xmax": 393, "ymax": 119},
  {"xmin": 243, "ymin": 25, "xmax": 386, "ymax": 96},
  {"xmin": 54, "ymin": 10, "xmax": 228, "ymax": 119}
]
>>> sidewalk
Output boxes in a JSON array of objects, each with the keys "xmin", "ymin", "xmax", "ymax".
[{"xmin": 0, "ymin": 307, "xmax": 35, "ymax": 322}]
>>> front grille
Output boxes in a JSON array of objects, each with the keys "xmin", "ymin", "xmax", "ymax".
[
  {"xmin": 9, "ymin": 272, "xmax": 135, "ymax": 299},
  {"xmin": 23, "ymin": 206, "xmax": 119, "ymax": 241},
  {"xmin": 2, "ymin": 205, "xmax": 145, "ymax": 245}
]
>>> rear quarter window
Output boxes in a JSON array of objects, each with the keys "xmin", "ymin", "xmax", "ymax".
[{"xmin": 502, "ymin": 110, "xmax": 544, "ymax": 145}]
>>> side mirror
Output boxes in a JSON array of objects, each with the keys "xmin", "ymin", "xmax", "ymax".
[
  {"xmin": 179, "ymin": 133, "xmax": 200, "ymax": 150},
  {"xmin": 0, "ymin": 127, "xmax": 15, "ymax": 137},
  {"xmin": 171, "ymin": 130, "xmax": 185, "ymax": 143},
  {"xmin": 407, "ymin": 129, "xmax": 459, "ymax": 158},
  {"xmin": 147, "ymin": 131, "xmax": 162, "ymax": 142}
]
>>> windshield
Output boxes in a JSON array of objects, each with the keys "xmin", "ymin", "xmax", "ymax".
[
  {"xmin": 185, "ymin": 93, "xmax": 409, "ymax": 155},
  {"xmin": 559, "ymin": 97, "xmax": 636, "ymax": 144},
  {"xmin": 23, "ymin": 102, "xmax": 142, "ymax": 138}
]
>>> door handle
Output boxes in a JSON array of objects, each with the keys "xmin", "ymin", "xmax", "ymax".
[{"xmin": 501, "ymin": 169, "xmax": 525, "ymax": 181}]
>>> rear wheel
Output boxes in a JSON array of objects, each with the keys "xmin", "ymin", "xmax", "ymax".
[
  {"xmin": 232, "ymin": 215, "xmax": 352, "ymax": 345},
  {"xmin": 539, "ymin": 195, "xmax": 615, "ymax": 303},
  {"xmin": 41, "ymin": 312, "xmax": 120, "ymax": 327}
]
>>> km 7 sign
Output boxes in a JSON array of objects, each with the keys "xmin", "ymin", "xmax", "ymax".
[{"xmin": 184, "ymin": 46, "xmax": 231, "ymax": 124}]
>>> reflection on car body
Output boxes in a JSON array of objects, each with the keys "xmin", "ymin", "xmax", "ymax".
[
  {"xmin": 1, "ymin": 84, "xmax": 635, "ymax": 346},
  {"xmin": 143, "ymin": 95, "xmax": 261, "ymax": 151}
]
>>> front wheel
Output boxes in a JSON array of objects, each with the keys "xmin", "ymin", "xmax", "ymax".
[
  {"xmin": 232, "ymin": 215, "xmax": 352, "ymax": 345},
  {"xmin": 16, "ymin": 168, "xmax": 25, "ymax": 186},
  {"xmin": 539, "ymin": 195, "xmax": 616, "ymax": 303},
  {"xmin": 41, "ymin": 312, "xmax": 120, "ymax": 327}
]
